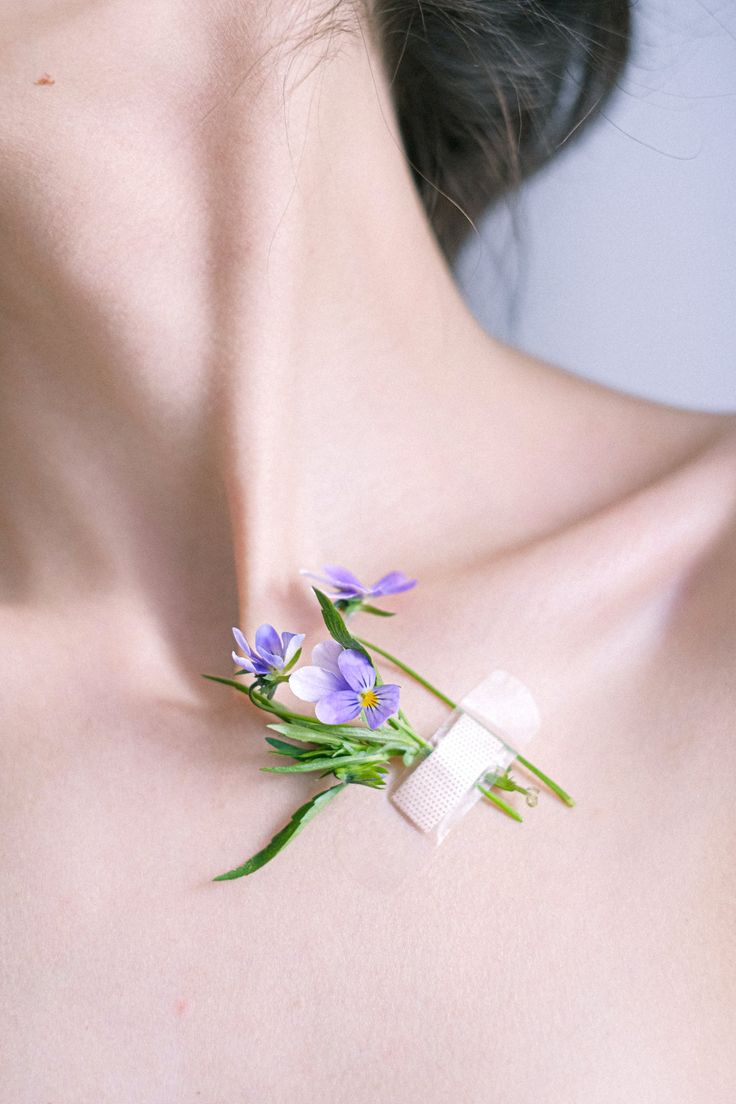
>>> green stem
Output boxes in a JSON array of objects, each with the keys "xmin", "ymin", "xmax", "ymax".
[
  {"xmin": 515, "ymin": 754, "xmax": 575, "ymax": 807},
  {"xmin": 387, "ymin": 711, "xmax": 432, "ymax": 750},
  {"xmin": 354, "ymin": 639, "xmax": 456, "ymax": 709},
  {"xmin": 354, "ymin": 638, "xmax": 574, "ymax": 807},
  {"xmin": 476, "ymin": 784, "xmax": 523, "ymax": 823},
  {"xmin": 203, "ymin": 674, "xmax": 427, "ymax": 758},
  {"xmin": 201, "ymin": 675, "xmax": 316, "ymax": 726}
]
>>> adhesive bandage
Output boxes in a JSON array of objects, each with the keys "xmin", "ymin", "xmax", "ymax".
[{"xmin": 391, "ymin": 670, "xmax": 541, "ymax": 843}]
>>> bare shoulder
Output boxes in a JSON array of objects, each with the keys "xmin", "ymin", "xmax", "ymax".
[
  {"xmin": 600, "ymin": 395, "xmax": 736, "ymax": 628},
  {"xmin": 666, "ymin": 421, "xmax": 736, "ymax": 662},
  {"xmin": 486, "ymin": 335, "xmax": 735, "ymax": 537},
  {"xmin": 541, "ymin": 351, "xmax": 736, "ymax": 491},
  {"xmin": 518, "ymin": 352, "xmax": 736, "ymax": 678},
  {"xmin": 617, "ymin": 413, "xmax": 736, "ymax": 719}
]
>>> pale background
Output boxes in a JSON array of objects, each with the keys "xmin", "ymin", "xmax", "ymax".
[{"xmin": 456, "ymin": 0, "xmax": 736, "ymax": 412}]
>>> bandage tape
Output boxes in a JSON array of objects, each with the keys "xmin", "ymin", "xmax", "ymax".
[{"xmin": 391, "ymin": 670, "xmax": 541, "ymax": 841}]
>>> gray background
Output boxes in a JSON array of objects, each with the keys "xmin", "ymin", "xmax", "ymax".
[{"xmin": 455, "ymin": 0, "xmax": 736, "ymax": 412}]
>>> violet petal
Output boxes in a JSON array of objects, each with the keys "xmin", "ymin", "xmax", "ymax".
[
  {"xmin": 281, "ymin": 632, "xmax": 305, "ymax": 666},
  {"xmin": 255, "ymin": 623, "xmax": 282, "ymax": 659},
  {"xmin": 250, "ymin": 656, "xmax": 273, "ymax": 676},
  {"xmin": 337, "ymin": 648, "xmax": 375, "ymax": 693},
  {"xmin": 321, "ymin": 564, "xmax": 366, "ymax": 592},
  {"xmin": 363, "ymin": 683, "xmax": 400, "ymax": 729},
  {"xmin": 231, "ymin": 650, "xmax": 256, "ymax": 673},
  {"xmin": 316, "ymin": 690, "xmax": 362, "ymax": 725},
  {"xmin": 311, "ymin": 639, "xmax": 344, "ymax": 677},
  {"xmin": 289, "ymin": 665, "xmax": 346, "ymax": 702},
  {"xmin": 371, "ymin": 572, "xmax": 417, "ymax": 596},
  {"xmin": 299, "ymin": 568, "xmax": 340, "ymax": 587},
  {"xmin": 232, "ymin": 627, "xmax": 254, "ymax": 658}
]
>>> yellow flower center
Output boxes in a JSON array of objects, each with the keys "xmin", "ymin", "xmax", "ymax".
[{"xmin": 359, "ymin": 689, "xmax": 379, "ymax": 709}]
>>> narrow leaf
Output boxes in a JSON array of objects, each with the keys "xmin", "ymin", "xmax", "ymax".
[
  {"xmin": 360, "ymin": 605, "xmax": 395, "ymax": 617},
  {"xmin": 264, "ymin": 736, "xmax": 311, "ymax": 759},
  {"xmin": 261, "ymin": 751, "xmax": 387, "ymax": 774},
  {"xmin": 312, "ymin": 589, "xmax": 369, "ymax": 656},
  {"xmin": 269, "ymin": 720, "xmax": 409, "ymax": 748},
  {"xmin": 266, "ymin": 724, "xmax": 343, "ymax": 747},
  {"xmin": 212, "ymin": 782, "xmax": 348, "ymax": 881}
]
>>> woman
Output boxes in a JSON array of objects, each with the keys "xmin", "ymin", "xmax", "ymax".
[{"xmin": 2, "ymin": 0, "xmax": 734, "ymax": 1099}]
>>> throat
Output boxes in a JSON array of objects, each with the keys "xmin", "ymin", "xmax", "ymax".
[{"xmin": 0, "ymin": 7, "xmax": 487, "ymax": 640}]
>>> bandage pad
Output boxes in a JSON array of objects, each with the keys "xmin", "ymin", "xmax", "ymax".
[
  {"xmin": 391, "ymin": 670, "xmax": 540, "ymax": 843},
  {"xmin": 390, "ymin": 712, "xmax": 517, "ymax": 837}
]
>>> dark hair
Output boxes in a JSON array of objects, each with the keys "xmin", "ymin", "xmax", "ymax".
[{"xmin": 370, "ymin": 0, "xmax": 631, "ymax": 260}]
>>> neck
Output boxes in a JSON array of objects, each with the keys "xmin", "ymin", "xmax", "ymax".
[{"xmin": 0, "ymin": 3, "xmax": 496, "ymax": 662}]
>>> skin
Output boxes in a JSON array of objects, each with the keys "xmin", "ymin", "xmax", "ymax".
[{"xmin": 1, "ymin": 2, "xmax": 735, "ymax": 1101}]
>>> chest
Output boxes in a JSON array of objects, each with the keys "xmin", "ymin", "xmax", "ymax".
[{"xmin": 2, "ymin": 645, "xmax": 733, "ymax": 1104}]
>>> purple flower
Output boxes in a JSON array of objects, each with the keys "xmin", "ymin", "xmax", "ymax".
[
  {"xmin": 232, "ymin": 624, "xmax": 305, "ymax": 676},
  {"xmin": 299, "ymin": 565, "xmax": 416, "ymax": 601},
  {"xmin": 289, "ymin": 640, "xmax": 400, "ymax": 730}
]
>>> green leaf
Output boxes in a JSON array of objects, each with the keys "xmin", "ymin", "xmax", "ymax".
[
  {"xmin": 335, "ymin": 762, "xmax": 390, "ymax": 787},
  {"xmin": 312, "ymin": 589, "xmax": 370, "ymax": 657},
  {"xmin": 261, "ymin": 751, "xmax": 388, "ymax": 774},
  {"xmin": 212, "ymin": 782, "xmax": 348, "ymax": 880},
  {"xmin": 264, "ymin": 736, "xmax": 311, "ymax": 759},
  {"xmin": 267, "ymin": 721, "xmax": 408, "ymax": 749},
  {"xmin": 270, "ymin": 718, "xmax": 358, "ymax": 736},
  {"xmin": 360, "ymin": 605, "xmax": 395, "ymax": 617},
  {"xmin": 266, "ymin": 724, "xmax": 343, "ymax": 748}
]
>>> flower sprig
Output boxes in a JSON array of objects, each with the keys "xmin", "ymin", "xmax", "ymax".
[
  {"xmin": 203, "ymin": 566, "xmax": 574, "ymax": 880},
  {"xmin": 232, "ymin": 624, "xmax": 304, "ymax": 699},
  {"xmin": 299, "ymin": 564, "xmax": 416, "ymax": 617}
]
